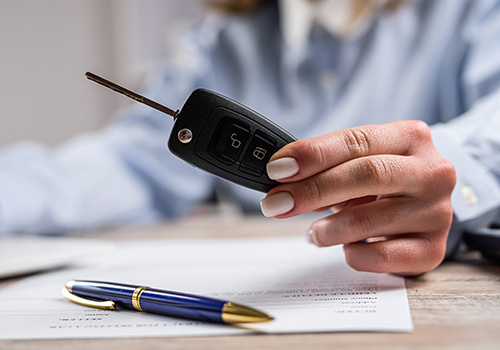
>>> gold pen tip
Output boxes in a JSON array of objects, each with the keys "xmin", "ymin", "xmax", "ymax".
[{"xmin": 221, "ymin": 302, "xmax": 274, "ymax": 324}]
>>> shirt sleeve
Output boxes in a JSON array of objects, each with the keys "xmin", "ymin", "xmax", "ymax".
[
  {"xmin": 0, "ymin": 20, "xmax": 220, "ymax": 236},
  {"xmin": 430, "ymin": 0, "xmax": 500, "ymax": 256},
  {"xmin": 431, "ymin": 91, "xmax": 500, "ymax": 256}
]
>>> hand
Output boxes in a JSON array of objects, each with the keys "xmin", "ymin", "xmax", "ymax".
[{"xmin": 260, "ymin": 121, "xmax": 456, "ymax": 276}]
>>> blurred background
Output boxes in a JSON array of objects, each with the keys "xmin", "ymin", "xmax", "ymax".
[{"xmin": 0, "ymin": 0, "xmax": 204, "ymax": 148}]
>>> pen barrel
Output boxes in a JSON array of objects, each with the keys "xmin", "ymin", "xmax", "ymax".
[
  {"xmin": 69, "ymin": 281, "xmax": 227, "ymax": 323},
  {"xmin": 139, "ymin": 288, "xmax": 225, "ymax": 323}
]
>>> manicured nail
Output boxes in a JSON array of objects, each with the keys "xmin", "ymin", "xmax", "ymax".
[
  {"xmin": 305, "ymin": 229, "xmax": 314, "ymax": 244},
  {"xmin": 305, "ymin": 228, "xmax": 318, "ymax": 246},
  {"xmin": 260, "ymin": 192, "xmax": 295, "ymax": 217},
  {"xmin": 266, "ymin": 157, "xmax": 299, "ymax": 180}
]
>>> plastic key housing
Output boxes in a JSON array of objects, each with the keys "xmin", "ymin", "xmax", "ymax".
[{"xmin": 168, "ymin": 89, "xmax": 297, "ymax": 192}]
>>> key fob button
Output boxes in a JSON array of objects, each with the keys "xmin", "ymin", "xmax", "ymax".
[
  {"xmin": 239, "ymin": 131, "xmax": 276, "ymax": 176},
  {"xmin": 170, "ymin": 91, "xmax": 296, "ymax": 192},
  {"xmin": 211, "ymin": 122, "xmax": 250, "ymax": 165}
]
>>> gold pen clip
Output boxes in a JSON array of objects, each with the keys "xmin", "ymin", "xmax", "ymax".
[{"xmin": 61, "ymin": 287, "xmax": 116, "ymax": 310}]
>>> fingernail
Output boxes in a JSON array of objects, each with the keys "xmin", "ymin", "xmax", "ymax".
[
  {"xmin": 260, "ymin": 192, "xmax": 295, "ymax": 217},
  {"xmin": 305, "ymin": 228, "xmax": 314, "ymax": 244},
  {"xmin": 266, "ymin": 157, "xmax": 299, "ymax": 180},
  {"xmin": 305, "ymin": 228, "xmax": 318, "ymax": 246}
]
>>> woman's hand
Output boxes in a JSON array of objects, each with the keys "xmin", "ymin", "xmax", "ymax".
[{"xmin": 260, "ymin": 121, "xmax": 456, "ymax": 276}]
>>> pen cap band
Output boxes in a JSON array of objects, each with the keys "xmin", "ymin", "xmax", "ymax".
[{"xmin": 132, "ymin": 286, "xmax": 150, "ymax": 312}]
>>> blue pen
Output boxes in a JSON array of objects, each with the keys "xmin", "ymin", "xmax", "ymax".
[{"xmin": 62, "ymin": 280, "xmax": 273, "ymax": 324}]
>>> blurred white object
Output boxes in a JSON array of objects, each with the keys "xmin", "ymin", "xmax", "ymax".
[{"xmin": 0, "ymin": 237, "xmax": 114, "ymax": 279}]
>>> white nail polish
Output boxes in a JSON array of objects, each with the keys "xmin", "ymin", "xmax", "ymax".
[
  {"xmin": 260, "ymin": 192, "xmax": 295, "ymax": 217},
  {"xmin": 305, "ymin": 228, "xmax": 319, "ymax": 246},
  {"xmin": 305, "ymin": 229, "xmax": 314, "ymax": 244},
  {"xmin": 266, "ymin": 157, "xmax": 299, "ymax": 180}
]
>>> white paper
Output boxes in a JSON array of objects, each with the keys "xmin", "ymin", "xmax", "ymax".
[
  {"xmin": 0, "ymin": 236, "xmax": 413, "ymax": 339},
  {"xmin": 0, "ymin": 236, "xmax": 114, "ymax": 279}
]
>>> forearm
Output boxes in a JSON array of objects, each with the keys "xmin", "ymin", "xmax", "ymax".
[{"xmin": 0, "ymin": 137, "xmax": 157, "ymax": 235}]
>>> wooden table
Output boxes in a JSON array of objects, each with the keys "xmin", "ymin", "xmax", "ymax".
[{"xmin": 2, "ymin": 215, "xmax": 499, "ymax": 349}]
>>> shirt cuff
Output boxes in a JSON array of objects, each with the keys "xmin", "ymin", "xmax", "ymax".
[{"xmin": 431, "ymin": 126, "xmax": 500, "ymax": 222}]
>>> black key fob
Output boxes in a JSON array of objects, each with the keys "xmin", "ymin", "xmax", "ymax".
[
  {"xmin": 168, "ymin": 89, "xmax": 297, "ymax": 192},
  {"xmin": 85, "ymin": 72, "xmax": 297, "ymax": 193}
]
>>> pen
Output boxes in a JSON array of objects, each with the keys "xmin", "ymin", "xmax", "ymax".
[{"xmin": 62, "ymin": 280, "xmax": 273, "ymax": 324}]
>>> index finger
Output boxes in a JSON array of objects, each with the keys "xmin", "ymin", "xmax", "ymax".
[{"xmin": 267, "ymin": 121, "xmax": 432, "ymax": 182}]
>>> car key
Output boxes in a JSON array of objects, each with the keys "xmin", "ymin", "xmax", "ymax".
[{"xmin": 85, "ymin": 72, "xmax": 297, "ymax": 192}]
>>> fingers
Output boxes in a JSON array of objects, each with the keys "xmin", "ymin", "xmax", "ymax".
[
  {"xmin": 261, "ymin": 121, "xmax": 456, "ymax": 275},
  {"xmin": 261, "ymin": 154, "xmax": 427, "ymax": 218},
  {"xmin": 330, "ymin": 196, "xmax": 378, "ymax": 212},
  {"xmin": 262, "ymin": 146, "xmax": 455, "ymax": 219},
  {"xmin": 343, "ymin": 236, "xmax": 447, "ymax": 276},
  {"xmin": 267, "ymin": 121, "xmax": 433, "ymax": 182},
  {"xmin": 302, "ymin": 197, "xmax": 452, "ymax": 276},
  {"xmin": 307, "ymin": 197, "xmax": 453, "ymax": 246}
]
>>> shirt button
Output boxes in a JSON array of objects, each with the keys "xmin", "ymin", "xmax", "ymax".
[{"xmin": 460, "ymin": 185, "xmax": 478, "ymax": 206}]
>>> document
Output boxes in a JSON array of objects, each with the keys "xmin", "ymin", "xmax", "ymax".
[
  {"xmin": 0, "ymin": 236, "xmax": 114, "ymax": 279},
  {"xmin": 0, "ymin": 236, "xmax": 413, "ymax": 339}
]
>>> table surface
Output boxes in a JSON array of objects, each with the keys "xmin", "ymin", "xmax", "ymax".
[{"xmin": 2, "ymin": 215, "xmax": 500, "ymax": 350}]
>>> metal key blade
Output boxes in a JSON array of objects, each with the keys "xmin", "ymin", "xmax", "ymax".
[{"xmin": 85, "ymin": 71, "xmax": 179, "ymax": 118}]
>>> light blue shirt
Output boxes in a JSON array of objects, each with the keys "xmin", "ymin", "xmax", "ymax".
[{"xmin": 1, "ymin": 0, "xmax": 500, "ymax": 256}]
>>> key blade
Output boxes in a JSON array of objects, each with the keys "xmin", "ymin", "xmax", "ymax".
[{"xmin": 85, "ymin": 72, "xmax": 178, "ymax": 118}]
